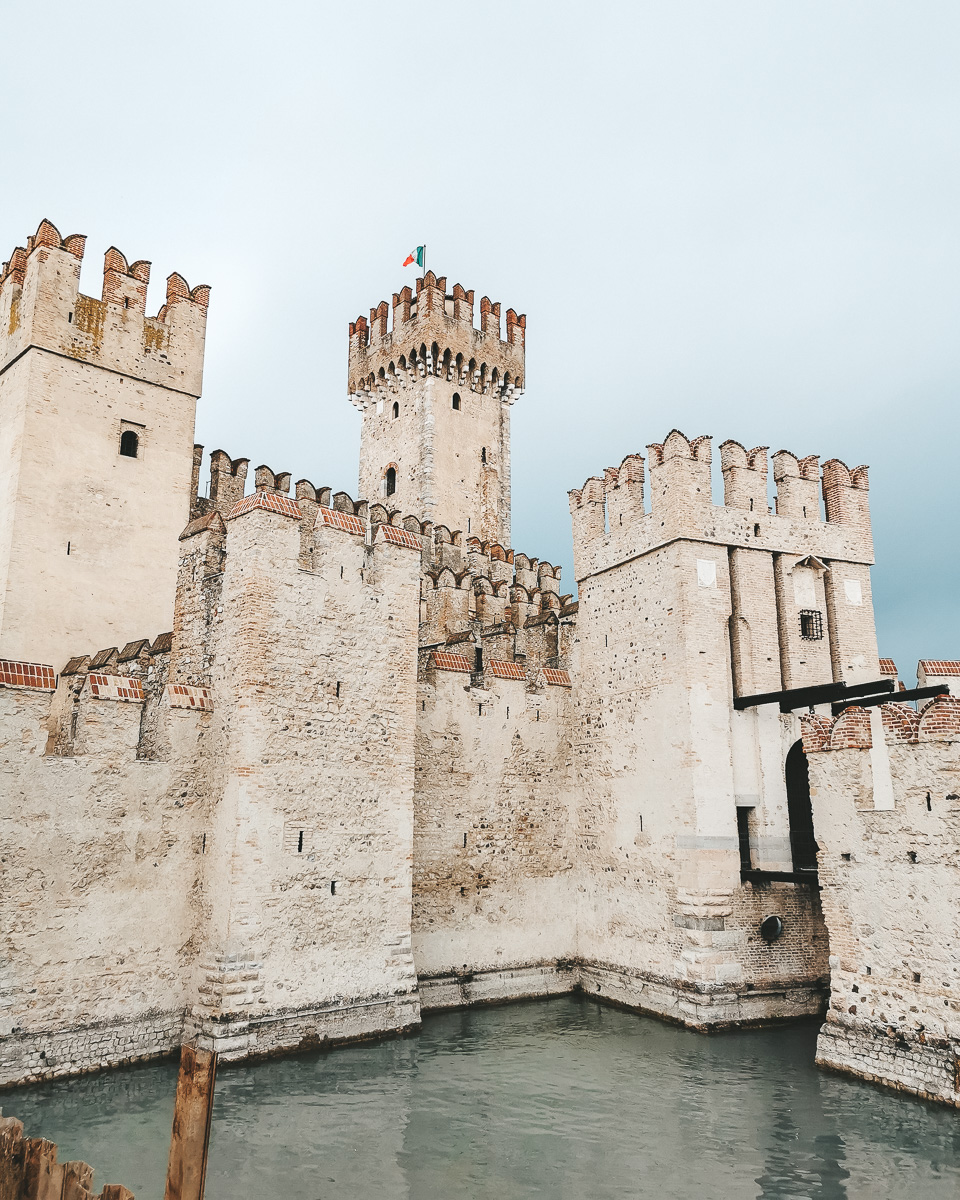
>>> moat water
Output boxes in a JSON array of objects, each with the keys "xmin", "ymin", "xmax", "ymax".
[{"xmin": 7, "ymin": 997, "xmax": 960, "ymax": 1199}]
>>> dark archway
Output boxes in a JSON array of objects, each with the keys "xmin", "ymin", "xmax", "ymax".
[
  {"xmin": 785, "ymin": 740, "xmax": 818, "ymax": 873},
  {"xmin": 119, "ymin": 429, "xmax": 139, "ymax": 458},
  {"xmin": 385, "ymin": 466, "xmax": 396, "ymax": 497}
]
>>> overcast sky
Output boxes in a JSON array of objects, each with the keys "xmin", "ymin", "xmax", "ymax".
[{"xmin": 5, "ymin": 1, "xmax": 958, "ymax": 677}]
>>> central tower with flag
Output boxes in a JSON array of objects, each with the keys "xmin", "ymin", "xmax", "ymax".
[{"xmin": 347, "ymin": 272, "xmax": 525, "ymax": 545}]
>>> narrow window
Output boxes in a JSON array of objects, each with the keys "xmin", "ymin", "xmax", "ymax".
[
  {"xmin": 335, "ymin": 681, "xmax": 341, "ymax": 698},
  {"xmin": 463, "ymin": 833, "xmax": 467, "ymax": 848},
  {"xmin": 926, "ymin": 792, "xmax": 932, "ymax": 811},
  {"xmin": 753, "ymin": 524, "xmax": 760, "ymax": 537},
  {"xmin": 202, "ymin": 833, "xmax": 206, "ymax": 854},
  {"xmin": 749, "ymin": 498, "xmax": 754, "ymax": 511},
  {"xmin": 392, "ymin": 401, "xmax": 399, "ymax": 419},
  {"xmin": 331, "ymin": 880, "xmax": 337, "ymax": 895},
  {"xmin": 119, "ymin": 430, "xmax": 139, "ymax": 458},
  {"xmin": 481, "ymin": 447, "xmax": 487, "ymax": 464},
  {"xmin": 385, "ymin": 467, "xmax": 396, "ymax": 497},
  {"xmin": 68, "ymin": 311, "xmax": 73, "ymax": 323},
  {"xmin": 506, "ymin": 706, "xmax": 509, "ymax": 718},
  {"xmin": 297, "ymin": 830, "xmax": 304, "ymax": 853},
  {"xmin": 799, "ymin": 609, "xmax": 823, "ymax": 640},
  {"xmin": 66, "ymin": 541, "xmax": 71, "ymax": 555},
  {"xmin": 452, "ymin": 393, "xmax": 461, "ymax": 410},
  {"xmin": 478, "ymin": 704, "xmax": 483, "ymax": 716},
  {"xmin": 474, "ymin": 646, "xmax": 483, "ymax": 673},
  {"xmin": 124, "ymin": 296, "xmax": 130, "ymax": 309}
]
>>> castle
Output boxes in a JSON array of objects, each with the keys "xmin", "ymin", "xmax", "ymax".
[{"xmin": 1, "ymin": 220, "xmax": 958, "ymax": 1109}]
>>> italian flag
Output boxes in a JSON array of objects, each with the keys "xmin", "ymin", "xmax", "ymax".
[{"xmin": 403, "ymin": 246, "xmax": 425, "ymax": 268}]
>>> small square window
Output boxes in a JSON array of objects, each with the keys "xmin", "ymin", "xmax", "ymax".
[{"xmin": 799, "ymin": 609, "xmax": 823, "ymax": 640}]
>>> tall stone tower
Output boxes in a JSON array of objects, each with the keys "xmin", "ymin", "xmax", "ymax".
[
  {"xmin": 0, "ymin": 219, "xmax": 209, "ymax": 669},
  {"xmin": 348, "ymin": 271, "xmax": 524, "ymax": 544}
]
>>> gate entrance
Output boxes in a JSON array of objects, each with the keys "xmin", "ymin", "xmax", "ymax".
[{"xmin": 785, "ymin": 739, "xmax": 818, "ymax": 873}]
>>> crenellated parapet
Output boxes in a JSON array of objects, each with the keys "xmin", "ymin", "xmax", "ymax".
[
  {"xmin": 720, "ymin": 440, "xmax": 768, "ymax": 512},
  {"xmin": 801, "ymin": 695, "xmax": 960, "ymax": 753},
  {"xmin": 418, "ymin": 523, "xmax": 568, "ymax": 649},
  {"xmin": 569, "ymin": 430, "xmax": 875, "ymax": 582},
  {"xmin": 0, "ymin": 218, "xmax": 209, "ymax": 395},
  {"xmin": 347, "ymin": 270, "xmax": 525, "ymax": 408}
]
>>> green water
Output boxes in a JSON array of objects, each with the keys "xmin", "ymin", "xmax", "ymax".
[{"xmin": 6, "ymin": 997, "xmax": 960, "ymax": 1198}]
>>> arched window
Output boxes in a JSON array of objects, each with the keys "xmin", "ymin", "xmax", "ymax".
[
  {"xmin": 392, "ymin": 402, "xmax": 399, "ymax": 419},
  {"xmin": 785, "ymin": 740, "xmax": 818, "ymax": 873},
  {"xmin": 452, "ymin": 393, "xmax": 461, "ymax": 410},
  {"xmin": 481, "ymin": 447, "xmax": 487, "ymax": 464},
  {"xmin": 385, "ymin": 467, "xmax": 396, "ymax": 497},
  {"xmin": 119, "ymin": 430, "xmax": 139, "ymax": 458}
]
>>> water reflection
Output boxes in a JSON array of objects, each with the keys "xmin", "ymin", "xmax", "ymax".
[{"xmin": 7, "ymin": 996, "xmax": 960, "ymax": 1199}]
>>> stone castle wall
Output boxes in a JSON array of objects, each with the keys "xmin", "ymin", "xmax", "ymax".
[
  {"xmin": 803, "ymin": 699, "xmax": 960, "ymax": 1107},
  {"xmin": 0, "ymin": 642, "xmax": 208, "ymax": 1086},
  {"xmin": 413, "ymin": 642, "xmax": 579, "ymax": 1009},
  {"xmin": 2, "ymin": 221, "xmax": 957, "ymax": 1110},
  {"xmin": 0, "ymin": 468, "xmax": 426, "ymax": 1085}
]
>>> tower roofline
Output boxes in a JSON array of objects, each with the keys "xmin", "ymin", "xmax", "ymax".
[{"xmin": 347, "ymin": 269, "xmax": 525, "ymax": 401}]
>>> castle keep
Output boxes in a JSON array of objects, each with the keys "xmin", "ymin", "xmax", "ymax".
[{"xmin": 1, "ymin": 220, "xmax": 957, "ymax": 1109}]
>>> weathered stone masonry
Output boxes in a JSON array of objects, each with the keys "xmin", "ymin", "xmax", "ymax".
[
  {"xmin": 1, "ymin": 219, "xmax": 958, "ymax": 1110},
  {"xmin": 803, "ymin": 699, "xmax": 960, "ymax": 1107}
]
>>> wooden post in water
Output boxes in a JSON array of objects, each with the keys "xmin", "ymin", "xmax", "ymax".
[{"xmin": 164, "ymin": 1042, "xmax": 217, "ymax": 1200}]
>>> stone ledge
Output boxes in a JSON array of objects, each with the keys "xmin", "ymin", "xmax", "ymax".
[{"xmin": 816, "ymin": 1021, "xmax": 960, "ymax": 1108}]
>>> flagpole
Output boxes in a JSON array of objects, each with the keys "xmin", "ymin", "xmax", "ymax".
[{"xmin": 422, "ymin": 243, "xmax": 426, "ymax": 281}]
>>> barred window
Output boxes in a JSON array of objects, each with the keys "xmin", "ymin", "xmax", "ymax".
[{"xmin": 799, "ymin": 609, "xmax": 823, "ymax": 640}]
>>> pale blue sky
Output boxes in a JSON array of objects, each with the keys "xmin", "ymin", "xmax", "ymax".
[{"xmin": 5, "ymin": 1, "xmax": 958, "ymax": 677}]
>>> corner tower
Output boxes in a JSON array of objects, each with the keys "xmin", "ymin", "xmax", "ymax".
[
  {"xmin": 0, "ymin": 219, "xmax": 209, "ymax": 669},
  {"xmin": 348, "ymin": 271, "xmax": 524, "ymax": 543}
]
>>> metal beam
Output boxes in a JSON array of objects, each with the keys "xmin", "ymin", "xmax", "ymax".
[
  {"xmin": 741, "ymin": 868, "xmax": 820, "ymax": 886},
  {"xmin": 734, "ymin": 677, "xmax": 893, "ymax": 713},
  {"xmin": 831, "ymin": 684, "xmax": 949, "ymax": 716},
  {"xmin": 734, "ymin": 681, "xmax": 843, "ymax": 711}
]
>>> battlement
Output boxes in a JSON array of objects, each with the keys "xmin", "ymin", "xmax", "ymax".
[
  {"xmin": 0, "ymin": 218, "xmax": 209, "ymax": 395},
  {"xmin": 347, "ymin": 270, "xmax": 525, "ymax": 405},
  {"xmin": 419, "ymin": 524, "xmax": 571, "ymax": 655},
  {"xmin": 801, "ymin": 696, "xmax": 960, "ymax": 752},
  {"xmin": 569, "ymin": 430, "xmax": 875, "ymax": 580}
]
